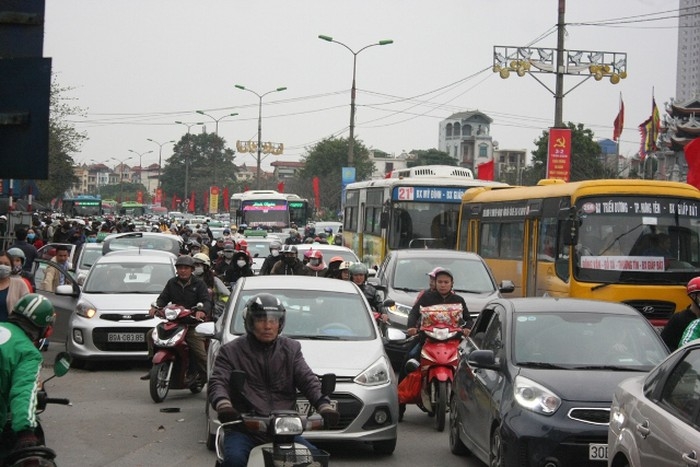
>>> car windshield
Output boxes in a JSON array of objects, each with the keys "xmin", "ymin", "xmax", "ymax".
[
  {"xmin": 246, "ymin": 240, "xmax": 271, "ymax": 258},
  {"xmin": 105, "ymin": 235, "xmax": 180, "ymax": 254},
  {"xmin": 297, "ymin": 247, "xmax": 358, "ymax": 263},
  {"xmin": 393, "ymin": 257, "xmax": 496, "ymax": 293},
  {"xmin": 229, "ymin": 289, "xmax": 375, "ymax": 340},
  {"xmin": 84, "ymin": 262, "xmax": 173, "ymax": 294},
  {"xmin": 513, "ymin": 312, "xmax": 668, "ymax": 370},
  {"xmin": 78, "ymin": 248, "xmax": 103, "ymax": 270}
]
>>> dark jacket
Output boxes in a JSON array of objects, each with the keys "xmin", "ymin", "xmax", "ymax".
[
  {"xmin": 270, "ymin": 258, "xmax": 307, "ymax": 276},
  {"xmin": 407, "ymin": 289, "xmax": 472, "ymax": 330},
  {"xmin": 259, "ymin": 254, "xmax": 282, "ymax": 276},
  {"xmin": 358, "ymin": 282, "xmax": 381, "ymax": 312},
  {"xmin": 155, "ymin": 275, "xmax": 212, "ymax": 315},
  {"xmin": 660, "ymin": 307, "xmax": 697, "ymax": 351}
]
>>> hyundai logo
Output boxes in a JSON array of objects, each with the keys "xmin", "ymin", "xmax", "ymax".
[
  {"xmin": 123, "ymin": 315, "xmax": 132, "ymax": 319},
  {"xmin": 641, "ymin": 306, "xmax": 655, "ymax": 314}
]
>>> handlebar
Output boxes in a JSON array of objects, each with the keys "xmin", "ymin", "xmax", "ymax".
[{"xmin": 45, "ymin": 397, "xmax": 71, "ymax": 406}]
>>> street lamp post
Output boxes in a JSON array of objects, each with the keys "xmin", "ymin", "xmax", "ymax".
[
  {"xmin": 318, "ymin": 35, "xmax": 393, "ymax": 167},
  {"xmin": 127, "ymin": 149, "xmax": 154, "ymax": 188},
  {"xmin": 146, "ymin": 138, "xmax": 176, "ymax": 189},
  {"xmin": 195, "ymin": 110, "xmax": 238, "ymax": 136},
  {"xmin": 234, "ymin": 84, "xmax": 286, "ymax": 189},
  {"xmin": 110, "ymin": 156, "xmax": 133, "ymax": 203},
  {"xmin": 175, "ymin": 121, "xmax": 204, "ymax": 208}
]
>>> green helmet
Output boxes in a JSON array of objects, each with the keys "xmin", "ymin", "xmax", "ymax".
[
  {"xmin": 349, "ymin": 262, "xmax": 368, "ymax": 277},
  {"xmin": 13, "ymin": 293, "xmax": 56, "ymax": 327}
]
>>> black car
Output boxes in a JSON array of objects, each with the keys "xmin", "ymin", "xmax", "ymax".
[{"xmin": 449, "ymin": 297, "xmax": 669, "ymax": 467}]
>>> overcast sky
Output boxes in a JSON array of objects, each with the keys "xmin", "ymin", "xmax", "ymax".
[{"xmin": 44, "ymin": 0, "xmax": 680, "ymax": 171}]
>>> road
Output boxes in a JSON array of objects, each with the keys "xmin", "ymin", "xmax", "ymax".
[{"xmin": 38, "ymin": 347, "xmax": 487, "ymax": 467}]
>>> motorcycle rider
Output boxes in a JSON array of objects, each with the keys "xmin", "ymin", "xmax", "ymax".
[
  {"xmin": 224, "ymin": 251, "xmax": 254, "ymax": 286},
  {"xmin": 258, "ymin": 241, "xmax": 282, "ymax": 276},
  {"xmin": 0, "ymin": 294, "xmax": 55, "ymax": 462},
  {"xmin": 348, "ymin": 263, "xmax": 385, "ymax": 319},
  {"xmin": 192, "ymin": 253, "xmax": 230, "ymax": 319},
  {"xmin": 662, "ymin": 276, "xmax": 700, "ymax": 351},
  {"xmin": 214, "ymin": 242, "xmax": 237, "ymax": 278},
  {"xmin": 324, "ymin": 255, "xmax": 344, "ymax": 278},
  {"xmin": 6, "ymin": 247, "xmax": 35, "ymax": 292},
  {"xmin": 270, "ymin": 245, "xmax": 307, "ymax": 275},
  {"xmin": 142, "ymin": 255, "xmax": 212, "ymax": 381},
  {"xmin": 208, "ymin": 293, "xmax": 340, "ymax": 467},
  {"xmin": 304, "ymin": 250, "xmax": 327, "ymax": 277}
]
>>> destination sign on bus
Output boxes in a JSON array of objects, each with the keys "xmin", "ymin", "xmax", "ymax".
[
  {"xmin": 580, "ymin": 198, "xmax": 700, "ymax": 217},
  {"xmin": 392, "ymin": 186, "xmax": 466, "ymax": 203},
  {"xmin": 242, "ymin": 201, "xmax": 286, "ymax": 211},
  {"xmin": 581, "ymin": 256, "xmax": 666, "ymax": 272},
  {"xmin": 74, "ymin": 200, "xmax": 101, "ymax": 206}
]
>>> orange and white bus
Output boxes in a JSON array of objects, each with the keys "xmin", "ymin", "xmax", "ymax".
[{"xmin": 457, "ymin": 178, "xmax": 700, "ymax": 326}]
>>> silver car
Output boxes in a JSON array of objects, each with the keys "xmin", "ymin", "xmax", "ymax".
[
  {"xmin": 608, "ymin": 340, "xmax": 700, "ymax": 467},
  {"xmin": 63, "ymin": 250, "xmax": 177, "ymax": 367},
  {"xmin": 197, "ymin": 276, "xmax": 403, "ymax": 455}
]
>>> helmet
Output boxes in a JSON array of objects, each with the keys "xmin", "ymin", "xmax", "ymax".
[
  {"xmin": 223, "ymin": 242, "xmax": 236, "ymax": 252},
  {"xmin": 308, "ymin": 250, "xmax": 323, "ymax": 260},
  {"xmin": 175, "ymin": 255, "xmax": 195, "ymax": 268},
  {"xmin": 12, "ymin": 293, "xmax": 55, "ymax": 328},
  {"xmin": 303, "ymin": 248, "xmax": 314, "ymax": 259},
  {"xmin": 188, "ymin": 239, "xmax": 201, "ymax": 249},
  {"xmin": 269, "ymin": 241, "xmax": 282, "ymax": 251},
  {"xmin": 349, "ymin": 262, "xmax": 368, "ymax": 277},
  {"xmin": 338, "ymin": 261, "xmax": 351, "ymax": 271},
  {"xmin": 329, "ymin": 256, "xmax": 343, "ymax": 264},
  {"xmin": 281, "ymin": 244, "xmax": 298, "ymax": 255},
  {"xmin": 237, "ymin": 239, "xmax": 248, "ymax": 249},
  {"xmin": 431, "ymin": 267, "xmax": 454, "ymax": 281},
  {"xmin": 243, "ymin": 293, "xmax": 286, "ymax": 334},
  {"xmin": 192, "ymin": 252, "xmax": 211, "ymax": 267},
  {"xmin": 324, "ymin": 226, "xmax": 333, "ymax": 234},
  {"xmin": 7, "ymin": 247, "xmax": 26, "ymax": 264},
  {"xmin": 687, "ymin": 277, "xmax": 700, "ymax": 295}
]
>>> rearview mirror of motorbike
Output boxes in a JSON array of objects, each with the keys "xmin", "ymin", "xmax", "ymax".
[
  {"xmin": 54, "ymin": 352, "xmax": 72, "ymax": 377},
  {"xmin": 195, "ymin": 302, "xmax": 204, "ymax": 310},
  {"xmin": 320, "ymin": 373, "xmax": 336, "ymax": 396}
]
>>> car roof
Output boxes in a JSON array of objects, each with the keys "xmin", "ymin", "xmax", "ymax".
[
  {"xmin": 494, "ymin": 297, "xmax": 641, "ymax": 316},
  {"xmin": 392, "ymin": 249, "xmax": 484, "ymax": 261},
  {"xmin": 238, "ymin": 275, "xmax": 360, "ymax": 294},
  {"xmin": 97, "ymin": 250, "xmax": 177, "ymax": 264}
]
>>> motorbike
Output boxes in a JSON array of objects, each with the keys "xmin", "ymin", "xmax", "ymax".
[
  {"xmin": 214, "ymin": 371, "xmax": 335, "ymax": 467},
  {"xmin": 2, "ymin": 352, "xmax": 72, "ymax": 467},
  {"xmin": 399, "ymin": 308, "xmax": 463, "ymax": 432},
  {"xmin": 149, "ymin": 303, "xmax": 206, "ymax": 403}
]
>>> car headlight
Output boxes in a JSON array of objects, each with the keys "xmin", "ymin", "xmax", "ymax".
[
  {"xmin": 355, "ymin": 356, "xmax": 391, "ymax": 386},
  {"xmin": 390, "ymin": 302, "xmax": 412, "ymax": 317},
  {"xmin": 76, "ymin": 300, "xmax": 97, "ymax": 319},
  {"xmin": 513, "ymin": 375, "xmax": 561, "ymax": 415}
]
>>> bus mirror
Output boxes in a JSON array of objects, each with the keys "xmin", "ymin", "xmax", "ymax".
[
  {"xmin": 380, "ymin": 212, "xmax": 389, "ymax": 229},
  {"xmin": 562, "ymin": 219, "xmax": 578, "ymax": 246}
]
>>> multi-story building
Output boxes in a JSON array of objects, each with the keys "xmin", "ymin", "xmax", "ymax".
[
  {"xmin": 677, "ymin": 0, "xmax": 700, "ymax": 102},
  {"xmin": 493, "ymin": 148, "xmax": 527, "ymax": 184},
  {"xmin": 438, "ymin": 111, "xmax": 496, "ymax": 173},
  {"xmin": 369, "ymin": 150, "xmax": 408, "ymax": 179}
]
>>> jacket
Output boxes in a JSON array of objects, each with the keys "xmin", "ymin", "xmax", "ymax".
[
  {"xmin": 407, "ymin": 289, "xmax": 472, "ymax": 330},
  {"xmin": 259, "ymin": 255, "xmax": 282, "ymax": 276},
  {"xmin": 155, "ymin": 275, "xmax": 212, "ymax": 315},
  {"xmin": 270, "ymin": 259, "xmax": 307, "ymax": 276},
  {"xmin": 0, "ymin": 322, "xmax": 42, "ymax": 433}
]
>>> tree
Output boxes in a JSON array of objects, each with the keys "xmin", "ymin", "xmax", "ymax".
[
  {"xmin": 524, "ymin": 122, "xmax": 615, "ymax": 185},
  {"xmin": 297, "ymin": 137, "xmax": 374, "ymax": 214},
  {"xmin": 407, "ymin": 149, "xmax": 456, "ymax": 167},
  {"xmin": 36, "ymin": 80, "xmax": 86, "ymax": 201}
]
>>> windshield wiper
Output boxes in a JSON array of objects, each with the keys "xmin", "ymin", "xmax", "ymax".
[
  {"xmin": 290, "ymin": 335, "xmax": 342, "ymax": 340},
  {"xmin": 394, "ymin": 286, "xmax": 419, "ymax": 292},
  {"xmin": 517, "ymin": 361, "xmax": 568, "ymax": 369},
  {"xmin": 571, "ymin": 365, "xmax": 646, "ymax": 371},
  {"xmin": 453, "ymin": 289, "xmax": 486, "ymax": 294}
]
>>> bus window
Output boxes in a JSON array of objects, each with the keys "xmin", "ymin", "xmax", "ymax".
[
  {"xmin": 479, "ymin": 223, "xmax": 500, "ymax": 259},
  {"xmin": 501, "ymin": 222, "xmax": 523, "ymax": 259},
  {"xmin": 390, "ymin": 208, "xmax": 412, "ymax": 249},
  {"xmin": 538, "ymin": 218, "xmax": 558, "ymax": 262}
]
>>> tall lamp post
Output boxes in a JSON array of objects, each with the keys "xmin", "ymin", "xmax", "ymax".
[
  {"xmin": 146, "ymin": 138, "xmax": 176, "ymax": 188},
  {"xmin": 318, "ymin": 35, "xmax": 393, "ymax": 167},
  {"xmin": 175, "ymin": 121, "xmax": 204, "ymax": 207},
  {"xmin": 110, "ymin": 156, "xmax": 133, "ymax": 203},
  {"xmin": 195, "ymin": 110, "xmax": 238, "ymax": 136},
  {"xmin": 127, "ymin": 149, "xmax": 153, "ymax": 189},
  {"xmin": 234, "ymin": 84, "xmax": 286, "ymax": 189}
]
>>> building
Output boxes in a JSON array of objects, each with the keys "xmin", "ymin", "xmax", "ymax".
[
  {"xmin": 493, "ymin": 148, "xmax": 527, "ymax": 184},
  {"xmin": 270, "ymin": 160, "xmax": 304, "ymax": 181},
  {"xmin": 369, "ymin": 150, "xmax": 408, "ymax": 179},
  {"xmin": 438, "ymin": 111, "xmax": 496, "ymax": 173},
  {"xmin": 676, "ymin": 0, "xmax": 700, "ymax": 102}
]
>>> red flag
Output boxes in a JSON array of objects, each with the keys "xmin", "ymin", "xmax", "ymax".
[
  {"xmin": 171, "ymin": 194, "xmax": 177, "ymax": 210},
  {"xmin": 613, "ymin": 96, "xmax": 624, "ymax": 141},
  {"xmin": 277, "ymin": 181, "xmax": 285, "ymax": 193},
  {"xmin": 477, "ymin": 160, "xmax": 494, "ymax": 181},
  {"xmin": 312, "ymin": 176, "xmax": 320, "ymax": 210},
  {"xmin": 685, "ymin": 138, "xmax": 700, "ymax": 191},
  {"xmin": 188, "ymin": 191, "xmax": 195, "ymax": 213},
  {"xmin": 136, "ymin": 191, "xmax": 144, "ymax": 204},
  {"xmin": 223, "ymin": 187, "xmax": 230, "ymax": 212},
  {"xmin": 203, "ymin": 191, "xmax": 209, "ymax": 214}
]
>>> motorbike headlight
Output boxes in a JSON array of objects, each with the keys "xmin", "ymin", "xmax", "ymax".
[
  {"xmin": 425, "ymin": 328, "xmax": 458, "ymax": 340},
  {"xmin": 273, "ymin": 415, "xmax": 304, "ymax": 436},
  {"xmin": 164, "ymin": 307, "xmax": 180, "ymax": 320},
  {"xmin": 355, "ymin": 356, "xmax": 391, "ymax": 386},
  {"xmin": 76, "ymin": 300, "xmax": 97, "ymax": 319},
  {"xmin": 513, "ymin": 375, "xmax": 561, "ymax": 415}
]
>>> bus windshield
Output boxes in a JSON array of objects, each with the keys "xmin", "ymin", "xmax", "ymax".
[
  {"xmin": 241, "ymin": 200, "xmax": 288, "ymax": 228},
  {"xmin": 388, "ymin": 201, "xmax": 460, "ymax": 250},
  {"xmin": 574, "ymin": 196, "xmax": 700, "ymax": 284}
]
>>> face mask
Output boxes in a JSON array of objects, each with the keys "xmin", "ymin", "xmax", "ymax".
[
  {"xmin": 236, "ymin": 260, "xmax": 247, "ymax": 268},
  {"xmin": 87, "ymin": 237, "xmax": 97, "ymax": 243},
  {"xmin": 0, "ymin": 265, "xmax": 11, "ymax": 279},
  {"xmin": 271, "ymin": 250, "xmax": 279, "ymax": 257},
  {"xmin": 193, "ymin": 266, "xmax": 204, "ymax": 276},
  {"xmin": 223, "ymin": 252, "xmax": 234, "ymax": 259},
  {"xmin": 27, "ymin": 233, "xmax": 36, "ymax": 241},
  {"xmin": 12, "ymin": 264, "xmax": 22, "ymax": 274},
  {"xmin": 309, "ymin": 259, "xmax": 320, "ymax": 266},
  {"xmin": 284, "ymin": 256, "xmax": 296, "ymax": 265}
]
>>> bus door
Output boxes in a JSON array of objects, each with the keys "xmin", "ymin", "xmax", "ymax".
[{"xmin": 523, "ymin": 200, "xmax": 543, "ymax": 297}]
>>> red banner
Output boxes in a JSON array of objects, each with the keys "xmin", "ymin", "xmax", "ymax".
[
  {"xmin": 155, "ymin": 188, "xmax": 163, "ymax": 205},
  {"xmin": 547, "ymin": 128, "xmax": 572, "ymax": 181},
  {"xmin": 277, "ymin": 181, "xmax": 285, "ymax": 193},
  {"xmin": 171, "ymin": 194, "xmax": 177, "ymax": 210},
  {"xmin": 188, "ymin": 191, "xmax": 195, "ymax": 213},
  {"xmin": 685, "ymin": 138, "xmax": 700, "ymax": 191},
  {"xmin": 137, "ymin": 191, "xmax": 143, "ymax": 204},
  {"xmin": 223, "ymin": 187, "xmax": 230, "ymax": 212},
  {"xmin": 477, "ymin": 160, "xmax": 494, "ymax": 181},
  {"xmin": 312, "ymin": 176, "xmax": 320, "ymax": 210}
]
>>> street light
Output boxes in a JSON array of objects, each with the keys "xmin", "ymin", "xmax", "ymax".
[
  {"xmin": 235, "ymin": 84, "xmax": 287, "ymax": 189},
  {"xmin": 195, "ymin": 110, "xmax": 239, "ymax": 136},
  {"xmin": 128, "ymin": 149, "xmax": 154, "ymax": 187},
  {"xmin": 175, "ymin": 121, "xmax": 204, "ymax": 205},
  {"xmin": 318, "ymin": 34, "xmax": 393, "ymax": 167},
  {"xmin": 146, "ymin": 138, "xmax": 176, "ymax": 189},
  {"xmin": 110, "ymin": 156, "xmax": 133, "ymax": 203}
]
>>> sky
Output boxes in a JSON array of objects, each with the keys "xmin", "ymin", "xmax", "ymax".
[{"xmin": 43, "ymin": 0, "xmax": 681, "ymax": 172}]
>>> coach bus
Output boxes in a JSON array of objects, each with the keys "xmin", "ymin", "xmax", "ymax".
[
  {"xmin": 61, "ymin": 195, "xmax": 102, "ymax": 217},
  {"xmin": 118, "ymin": 201, "xmax": 146, "ymax": 217},
  {"xmin": 342, "ymin": 165, "xmax": 509, "ymax": 268},
  {"xmin": 229, "ymin": 190, "xmax": 310, "ymax": 231},
  {"xmin": 457, "ymin": 178, "xmax": 700, "ymax": 326}
]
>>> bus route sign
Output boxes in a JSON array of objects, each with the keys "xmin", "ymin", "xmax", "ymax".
[{"xmin": 393, "ymin": 186, "xmax": 466, "ymax": 203}]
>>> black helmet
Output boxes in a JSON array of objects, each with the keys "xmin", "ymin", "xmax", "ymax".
[
  {"xmin": 243, "ymin": 293, "xmax": 286, "ymax": 334},
  {"xmin": 175, "ymin": 255, "xmax": 195, "ymax": 268}
]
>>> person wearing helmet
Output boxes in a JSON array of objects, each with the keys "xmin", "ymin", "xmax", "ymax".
[
  {"xmin": 349, "ymin": 262, "xmax": 383, "ymax": 315},
  {"xmin": 324, "ymin": 255, "xmax": 344, "ymax": 278},
  {"xmin": 209, "ymin": 237, "xmax": 226, "ymax": 262},
  {"xmin": 193, "ymin": 253, "xmax": 230, "ymax": 320},
  {"xmin": 259, "ymin": 241, "xmax": 283, "ymax": 276},
  {"xmin": 663, "ymin": 276, "xmax": 700, "ymax": 350},
  {"xmin": 270, "ymin": 244, "xmax": 307, "ymax": 275},
  {"xmin": 208, "ymin": 293, "xmax": 339, "ymax": 466},
  {"xmin": 7, "ymin": 247, "xmax": 34, "ymax": 292},
  {"xmin": 304, "ymin": 249, "xmax": 327, "ymax": 277},
  {"xmin": 0, "ymin": 294, "xmax": 55, "ymax": 458},
  {"xmin": 0, "ymin": 251, "xmax": 31, "ymax": 322},
  {"xmin": 224, "ymin": 251, "xmax": 254, "ymax": 286},
  {"xmin": 337, "ymin": 261, "xmax": 351, "ymax": 281},
  {"xmin": 214, "ymin": 241, "xmax": 237, "ymax": 278}
]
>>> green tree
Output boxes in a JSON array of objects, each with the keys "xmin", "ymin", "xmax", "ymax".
[
  {"xmin": 160, "ymin": 132, "xmax": 237, "ymax": 212},
  {"xmin": 407, "ymin": 149, "xmax": 456, "ymax": 167},
  {"xmin": 36, "ymin": 80, "xmax": 86, "ymax": 201},
  {"xmin": 524, "ymin": 122, "xmax": 614, "ymax": 185},
  {"xmin": 297, "ymin": 137, "xmax": 374, "ymax": 214}
]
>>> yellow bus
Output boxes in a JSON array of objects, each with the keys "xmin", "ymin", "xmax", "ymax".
[
  {"xmin": 457, "ymin": 178, "xmax": 700, "ymax": 326},
  {"xmin": 342, "ymin": 165, "xmax": 508, "ymax": 268}
]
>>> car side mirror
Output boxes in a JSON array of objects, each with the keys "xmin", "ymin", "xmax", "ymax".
[
  {"xmin": 499, "ymin": 280, "xmax": 515, "ymax": 294},
  {"xmin": 467, "ymin": 349, "xmax": 500, "ymax": 371}
]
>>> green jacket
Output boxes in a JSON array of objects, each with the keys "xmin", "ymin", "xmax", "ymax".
[
  {"xmin": 679, "ymin": 318, "xmax": 700, "ymax": 348},
  {"xmin": 0, "ymin": 322, "xmax": 42, "ymax": 433}
]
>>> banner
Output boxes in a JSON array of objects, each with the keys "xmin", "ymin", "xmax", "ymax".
[
  {"xmin": 638, "ymin": 96, "xmax": 661, "ymax": 161},
  {"xmin": 312, "ymin": 176, "xmax": 320, "ymax": 210},
  {"xmin": 685, "ymin": 138, "xmax": 700, "ymax": 191},
  {"xmin": 171, "ymin": 194, "xmax": 177, "ymax": 211},
  {"xmin": 188, "ymin": 191, "xmax": 195, "ymax": 213},
  {"xmin": 154, "ymin": 187, "xmax": 163, "ymax": 206},
  {"xmin": 136, "ymin": 191, "xmax": 143, "ymax": 204},
  {"xmin": 277, "ymin": 181, "xmax": 285, "ymax": 193},
  {"xmin": 477, "ymin": 160, "xmax": 494, "ymax": 181},
  {"xmin": 613, "ymin": 95, "xmax": 624, "ymax": 141},
  {"xmin": 546, "ymin": 127, "xmax": 572, "ymax": 181},
  {"xmin": 209, "ymin": 186, "xmax": 219, "ymax": 213},
  {"xmin": 203, "ymin": 191, "xmax": 209, "ymax": 214},
  {"xmin": 223, "ymin": 187, "xmax": 230, "ymax": 212}
]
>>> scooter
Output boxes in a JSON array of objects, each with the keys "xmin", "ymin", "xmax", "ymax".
[
  {"xmin": 149, "ymin": 303, "xmax": 206, "ymax": 403},
  {"xmin": 400, "ymin": 309, "xmax": 463, "ymax": 432},
  {"xmin": 2, "ymin": 352, "xmax": 72, "ymax": 467},
  {"xmin": 214, "ymin": 371, "xmax": 335, "ymax": 467}
]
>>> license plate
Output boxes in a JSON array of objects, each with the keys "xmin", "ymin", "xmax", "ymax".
[
  {"xmin": 295, "ymin": 399, "xmax": 337, "ymax": 416},
  {"xmin": 107, "ymin": 332, "xmax": 145, "ymax": 343},
  {"xmin": 589, "ymin": 443, "xmax": 608, "ymax": 461}
]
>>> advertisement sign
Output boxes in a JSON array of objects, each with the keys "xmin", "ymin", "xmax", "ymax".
[
  {"xmin": 547, "ymin": 127, "xmax": 571, "ymax": 181},
  {"xmin": 209, "ymin": 186, "xmax": 219, "ymax": 213}
]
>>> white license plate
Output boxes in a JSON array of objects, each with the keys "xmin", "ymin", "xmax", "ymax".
[
  {"xmin": 295, "ymin": 399, "xmax": 337, "ymax": 416},
  {"xmin": 589, "ymin": 443, "xmax": 608, "ymax": 461},
  {"xmin": 107, "ymin": 332, "xmax": 145, "ymax": 343}
]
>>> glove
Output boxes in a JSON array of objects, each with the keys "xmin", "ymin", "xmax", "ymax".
[
  {"xmin": 217, "ymin": 406, "xmax": 240, "ymax": 423},
  {"xmin": 318, "ymin": 403, "xmax": 340, "ymax": 428},
  {"xmin": 14, "ymin": 430, "xmax": 39, "ymax": 449}
]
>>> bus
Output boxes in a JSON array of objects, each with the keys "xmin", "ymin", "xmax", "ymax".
[
  {"xmin": 61, "ymin": 195, "xmax": 102, "ymax": 217},
  {"xmin": 229, "ymin": 190, "xmax": 310, "ymax": 231},
  {"xmin": 342, "ymin": 165, "xmax": 509, "ymax": 267},
  {"xmin": 101, "ymin": 199, "xmax": 117, "ymax": 216},
  {"xmin": 456, "ymin": 178, "xmax": 700, "ymax": 326},
  {"xmin": 118, "ymin": 201, "xmax": 146, "ymax": 217}
]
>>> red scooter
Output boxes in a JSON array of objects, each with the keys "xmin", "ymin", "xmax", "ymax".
[
  {"xmin": 149, "ymin": 303, "xmax": 206, "ymax": 403},
  {"xmin": 400, "ymin": 308, "xmax": 463, "ymax": 432}
]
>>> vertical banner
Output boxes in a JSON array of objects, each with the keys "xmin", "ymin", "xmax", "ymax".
[
  {"xmin": 477, "ymin": 160, "xmax": 494, "ymax": 181},
  {"xmin": 547, "ymin": 127, "xmax": 572, "ymax": 181},
  {"xmin": 136, "ymin": 191, "xmax": 143, "ymax": 204},
  {"xmin": 341, "ymin": 167, "xmax": 356, "ymax": 209},
  {"xmin": 209, "ymin": 186, "xmax": 219, "ymax": 213},
  {"xmin": 155, "ymin": 188, "xmax": 163, "ymax": 206},
  {"xmin": 203, "ymin": 191, "xmax": 209, "ymax": 214},
  {"xmin": 685, "ymin": 137, "xmax": 700, "ymax": 191},
  {"xmin": 277, "ymin": 181, "xmax": 285, "ymax": 193},
  {"xmin": 312, "ymin": 176, "xmax": 321, "ymax": 210},
  {"xmin": 222, "ymin": 187, "xmax": 230, "ymax": 212},
  {"xmin": 188, "ymin": 191, "xmax": 195, "ymax": 213}
]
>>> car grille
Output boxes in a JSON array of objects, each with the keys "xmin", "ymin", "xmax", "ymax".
[
  {"xmin": 100, "ymin": 313, "xmax": 152, "ymax": 322},
  {"xmin": 622, "ymin": 300, "xmax": 675, "ymax": 320},
  {"xmin": 331, "ymin": 393, "xmax": 363, "ymax": 429},
  {"xmin": 92, "ymin": 327, "xmax": 149, "ymax": 352},
  {"xmin": 568, "ymin": 407, "xmax": 610, "ymax": 425}
]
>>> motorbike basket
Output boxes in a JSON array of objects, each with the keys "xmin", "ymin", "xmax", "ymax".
[{"xmin": 261, "ymin": 447, "xmax": 329, "ymax": 467}]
